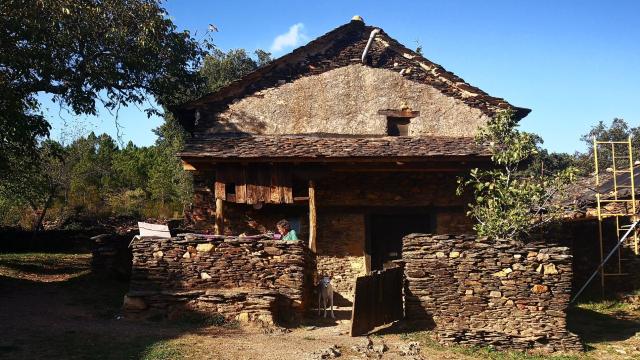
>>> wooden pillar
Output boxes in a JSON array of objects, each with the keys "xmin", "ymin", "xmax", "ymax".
[
  {"xmin": 215, "ymin": 197, "xmax": 224, "ymax": 235},
  {"xmin": 308, "ymin": 180, "xmax": 317, "ymax": 253}
]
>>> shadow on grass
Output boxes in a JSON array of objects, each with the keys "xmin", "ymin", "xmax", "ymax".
[
  {"xmin": 0, "ymin": 253, "xmax": 91, "ymax": 278},
  {"xmin": 0, "ymin": 254, "xmax": 240, "ymax": 360},
  {"xmin": 1, "ymin": 261, "xmax": 88, "ymax": 276},
  {"xmin": 567, "ymin": 306, "xmax": 640, "ymax": 344}
]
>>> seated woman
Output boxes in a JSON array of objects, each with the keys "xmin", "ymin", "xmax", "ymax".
[{"xmin": 276, "ymin": 219, "xmax": 298, "ymax": 240}]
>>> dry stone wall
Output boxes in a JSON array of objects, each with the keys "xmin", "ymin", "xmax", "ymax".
[
  {"xmin": 91, "ymin": 233, "xmax": 132, "ymax": 280},
  {"xmin": 316, "ymin": 213, "xmax": 366, "ymax": 302},
  {"xmin": 125, "ymin": 234, "xmax": 315, "ymax": 325},
  {"xmin": 403, "ymin": 234, "xmax": 583, "ymax": 352}
]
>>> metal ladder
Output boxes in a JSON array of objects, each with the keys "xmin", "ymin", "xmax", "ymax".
[
  {"xmin": 594, "ymin": 137, "xmax": 638, "ymax": 270},
  {"xmin": 572, "ymin": 136, "xmax": 639, "ymax": 301},
  {"xmin": 571, "ymin": 220, "xmax": 639, "ymax": 304}
]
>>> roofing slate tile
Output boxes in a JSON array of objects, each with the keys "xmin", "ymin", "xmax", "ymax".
[{"xmin": 179, "ymin": 135, "xmax": 491, "ymax": 160}]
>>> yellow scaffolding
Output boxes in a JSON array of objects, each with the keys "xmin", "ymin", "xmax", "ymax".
[{"xmin": 593, "ymin": 136, "xmax": 638, "ymax": 293}]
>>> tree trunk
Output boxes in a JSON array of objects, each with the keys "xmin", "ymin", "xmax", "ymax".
[{"xmin": 32, "ymin": 191, "xmax": 54, "ymax": 240}]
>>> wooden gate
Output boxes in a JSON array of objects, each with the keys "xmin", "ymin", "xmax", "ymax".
[{"xmin": 350, "ymin": 267, "xmax": 403, "ymax": 336}]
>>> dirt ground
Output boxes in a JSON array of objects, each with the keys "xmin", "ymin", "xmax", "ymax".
[{"xmin": 1, "ymin": 253, "xmax": 640, "ymax": 360}]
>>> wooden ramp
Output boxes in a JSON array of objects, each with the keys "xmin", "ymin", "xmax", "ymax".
[{"xmin": 350, "ymin": 267, "xmax": 403, "ymax": 336}]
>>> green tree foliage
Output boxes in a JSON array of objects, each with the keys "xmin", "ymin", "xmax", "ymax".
[
  {"xmin": 112, "ymin": 141, "xmax": 155, "ymax": 190},
  {"xmin": 457, "ymin": 111, "xmax": 578, "ymax": 239},
  {"xmin": 0, "ymin": 37, "xmax": 272, "ymax": 227},
  {"xmin": 0, "ymin": 130, "xmax": 194, "ymax": 227},
  {"xmin": 148, "ymin": 117, "xmax": 192, "ymax": 210},
  {"xmin": 525, "ymin": 148, "xmax": 582, "ymax": 178},
  {"xmin": 576, "ymin": 118, "xmax": 640, "ymax": 174},
  {"xmin": 199, "ymin": 49, "xmax": 272, "ymax": 93},
  {"xmin": 0, "ymin": 0, "xmax": 205, "ymax": 174},
  {"xmin": 0, "ymin": 140, "xmax": 66, "ymax": 233}
]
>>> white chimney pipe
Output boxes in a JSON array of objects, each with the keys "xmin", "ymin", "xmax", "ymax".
[{"xmin": 361, "ymin": 28, "xmax": 381, "ymax": 64}]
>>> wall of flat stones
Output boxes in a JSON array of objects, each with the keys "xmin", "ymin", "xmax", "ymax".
[
  {"xmin": 316, "ymin": 172, "xmax": 473, "ymax": 211},
  {"xmin": 316, "ymin": 213, "xmax": 366, "ymax": 302},
  {"xmin": 403, "ymin": 234, "xmax": 583, "ymax": 352},
  {"xmin": 125, "ymin": 234, "xmax": 315, "ymax": 325},
  {"xmin": 91, "ymin": 233, "xmax": 132, "ymax": 280},
  {"xmin": 200, "ymin": 65, "xmax": 491, "ymax": 138}
]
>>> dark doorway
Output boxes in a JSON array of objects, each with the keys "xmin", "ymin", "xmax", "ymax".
[{"xmin": 368, "ymin": 213, "xmax": 431, "ymax": 271}]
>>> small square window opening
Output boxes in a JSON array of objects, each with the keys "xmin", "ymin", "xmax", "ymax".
[{"xmin": 387, "ymin": 117, "xmax": 410, "ymax": 136}]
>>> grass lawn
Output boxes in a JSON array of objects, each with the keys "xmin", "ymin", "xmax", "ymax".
[{"xmin": 1, "ymin": 252, "xmax": 640, "ymax": 359}]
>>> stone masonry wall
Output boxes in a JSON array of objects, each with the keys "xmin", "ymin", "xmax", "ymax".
[
  {"xmin": 403, "ymin": 234, "xmax": 583, "ymax": 352},
  {"xmin": 203, "ymin": 65, "xmax": 491, "ymax": 138},
  {"xmin": 316, "ymin": 213, "xmax": 366, "ymax": 302},
  {"xmin": 125, "ymin": 234, "xmax": 315, "ymax": 325},
  {"xmin": 316, "ymin": 172, "xmax": 472, "ymax": 210}
]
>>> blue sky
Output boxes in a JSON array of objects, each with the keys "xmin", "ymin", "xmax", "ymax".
[{"xmin": 44, "ymin": 0, "xmax": 640, "ymax": 153}]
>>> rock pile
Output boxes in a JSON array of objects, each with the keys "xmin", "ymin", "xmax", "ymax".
[
  {"xmin": 305, "ymin": 345, "xmax": 341, "ymax": 360},
  {"xmin": 397, "ymin": 341, "xmax": 421, "ymax": 357},
  {"xmin": 350, "ymin": 337, "xmax": 389, "ymax": 359},
  {"xmin": 125, "ymin": 233, "xmax": 315, "ymax": 325},
  {"xmin": 402, "ymin": 234, "xmax": 583, "ymax": 352},
  {"xmin": 91, "ymin": 233, "xmax": 132, "ymax": 280}
]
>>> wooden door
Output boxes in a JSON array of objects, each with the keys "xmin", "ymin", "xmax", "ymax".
[{"xmin": 350, "ymin": 267, "xmax": 403, "ymax": 336}]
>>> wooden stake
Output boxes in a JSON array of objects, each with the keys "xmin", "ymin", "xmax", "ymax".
[
  {"xmin": 215, "ymin": 198, "xmax": 224, "ymax": 235},
  {"xmin": 308, "ymin": 180, "xmax": 317, "ymax": 253}
]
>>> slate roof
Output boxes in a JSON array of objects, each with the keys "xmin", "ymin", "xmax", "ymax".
[
  {"xmin": 564, "ymin": 166, "xmax": 640, "ymax": 210},
  {"xmin": 178, "ymin": 135, "xmax": 491, "ymax": 161},
  {"xmin": 171, "ymin": 19, "xmax": 530, "ymax": 132}
]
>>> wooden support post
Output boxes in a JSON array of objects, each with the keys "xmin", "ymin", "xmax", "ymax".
[
  {"xmin": 215, "ymin": 197, "xmax": 224, "ymax": 235},
  {"xmin": 308, "ymin": 180, "xmax": 317, "ymax": 253}
]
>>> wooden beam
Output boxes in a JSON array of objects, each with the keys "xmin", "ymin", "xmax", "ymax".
[
  {"xmin": 235, "ymin": 168, "xmax": 247, "ymax": 203},
  {"xmin": 214, "ymin": 181, "xmax": 226, "ymax": 200},
  {"xmin": 215, "ymin": 198, "xmax": 224, "ymax": 235},
  {"xmin": 308, "ymin": 180, "xmax": 317, "ymax": 253},
  {"xmin": 181, "ymin": 160, "xmax": 196, "ymax": 171},
  {"xmin": 377, "ymin": 109, "xmax": 420, "ymax": 117}
]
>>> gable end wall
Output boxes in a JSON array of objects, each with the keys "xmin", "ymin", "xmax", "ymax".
[{"xmin": 199, "ymin": 65, "xmax": 491, "ymax": 137}]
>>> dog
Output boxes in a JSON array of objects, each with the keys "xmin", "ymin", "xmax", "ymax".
[{"xmin": 317, "ymin": 275, "xmax": 335, "ymax": 319}]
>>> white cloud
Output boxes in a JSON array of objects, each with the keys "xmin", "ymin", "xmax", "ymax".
[{"xmin": 270, "ymin": 23, "xmax": 307, "ymax": 53}]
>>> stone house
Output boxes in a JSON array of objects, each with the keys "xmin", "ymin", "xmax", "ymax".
[{"xmin": 171, "ymin": 17, "xmax": 529, "ymax": 301}]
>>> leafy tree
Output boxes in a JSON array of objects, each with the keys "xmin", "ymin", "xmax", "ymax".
[
  {"xmin": 254, "ymin": 49, "xmax": 274, "ymax": 67},
  {"xmin": 199, "ymin": 49, "xmax": 272, "ymax": 93},
  {"xmin": 148, "ymin": 117, "xmax": 192, "ymax": 211},
  {"xmin": 457, "ymin": 110, "xmax": 577, "ymax": 239},
  {"xmin": 527, "ymin": 149, "xmax": 583, "ymax": 177},
  {"xmin": 0, "ymin": 0, "xmax": 205, "ymax": 174},
  {"xmin": 0, "ymin": 95, "xmax": 50, "ymax": 177},
  {"xmin": 107, "ymin": 188, "xmax": 147, "ymax": 217},
  {"xmin": 0, "ymin": 140, "xmax": 66, "ymax": 234},
  {"xmin": 577, "ymin": 118, "xmax": 640, "ymax": 174},
  {"xmin": 112, "ymin": 141, "xmax": 155, "ymax": 190},
  {"xmin": 0, "ymin": 36, "xmax": 275, "ymax": 227}
]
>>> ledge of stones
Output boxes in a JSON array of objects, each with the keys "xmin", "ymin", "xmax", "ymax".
[{"xmin": 402, "ymin": 233, "xmax": 583, "ymax": 353}]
